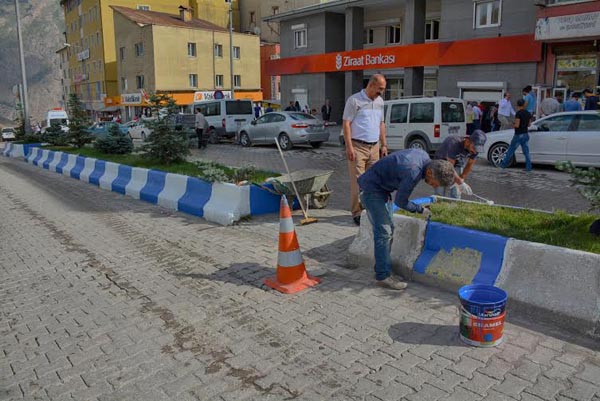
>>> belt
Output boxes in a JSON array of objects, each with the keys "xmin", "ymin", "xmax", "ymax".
[{"xmin": 352, "ymin": 139, "xmax": 378, "ymax": 145}]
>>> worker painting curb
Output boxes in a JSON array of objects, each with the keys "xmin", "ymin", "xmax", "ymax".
[
  {"xmin": 3, "ymin": 148, "xmax": 280, "ymax": 225},
  {"xmin": 348, "ymin": 212, "xmax": 600, "ymax": 339}
]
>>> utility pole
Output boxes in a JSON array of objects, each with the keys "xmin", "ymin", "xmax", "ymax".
[
  {"xmin": 227, "ymin": 0, "xmax": 235, "ymax": 99},
  {"xmin": 14, "ymin": 0, "xmax": 30, "ymax": 133}
]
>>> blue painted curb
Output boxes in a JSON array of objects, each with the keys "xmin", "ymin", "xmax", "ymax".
[
  {"xmin": 140, "ymin": 169, "xmax": 167, "ymax": 204},
  {"xmin": 89, "ymin": 160, "xmax": 106, "ymax": 186},
  {"xmin": 178, "ymin": 177, "xmax": 212, "ymax": 217},
  {"xmin": 55, "ymin": 152, "xmax": 70, "ymax": 174},
  {"xmin": 112, "ymin": 165, "xmax": 132, "ymax": 195}
]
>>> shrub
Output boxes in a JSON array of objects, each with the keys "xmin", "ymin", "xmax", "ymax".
[
  {"xmin": 196, "ymin": 161, "xmax": 229, "ymax": 183},
  {"xmin": 67, "ymin": 93, "xmax": 93, "ymax": 148},
  {"xmin": 93, "ymin": 124, "xmax": 134, "ymax": 154},
  {"xmin": 43, "ymin": 123, "xmax": 69, "ymax": 146},
  {"xmin": 556, "ymin": 161, "xmax": 600, "ymax": 211}
]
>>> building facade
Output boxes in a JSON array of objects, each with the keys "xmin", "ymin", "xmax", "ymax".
[
  {"xmin": 56, "ymin": 46, "xmax": 71, "ymax": 109},
  {"xmin": 60, "ymin": 0, "xmax": 239, "ymax": 117},
  {"xmin": 264, "ymin": 0, "xmax": 548, "ymax": 123},
  {"xmin": 112, "ymin": 6, "xmax": 261, "ymax": 120}
]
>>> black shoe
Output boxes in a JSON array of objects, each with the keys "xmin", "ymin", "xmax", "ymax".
[{"xmin": 353, "ymin": 216, "xmax": 361, "ymax": 226}]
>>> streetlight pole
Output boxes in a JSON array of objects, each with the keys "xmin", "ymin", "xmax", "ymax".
[
  {"xmin": 14, "ymin": 0, "xmax": 31, "ymax": 133},
  {"xmin": 227, "ymin": 0, "xmax": 235, "ymax": 99}
]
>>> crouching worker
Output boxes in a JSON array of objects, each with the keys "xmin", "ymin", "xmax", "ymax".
[{"xmin": 358, "ymin": 149, "xmax": 455, "ymax": 290}]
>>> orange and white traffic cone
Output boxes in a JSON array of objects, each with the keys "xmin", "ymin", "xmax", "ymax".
[{"xmin": 264, "ymin": 196, "xmax": 321, "ymax": 294}]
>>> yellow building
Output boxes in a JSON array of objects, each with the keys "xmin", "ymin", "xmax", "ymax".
[
  {"xmin": 60, "ymin": 0, "xmax": 239, "ymax": 116},
  {"xmin": 112, "ymin": 6, "xmax": 261, "ymax": 119}
]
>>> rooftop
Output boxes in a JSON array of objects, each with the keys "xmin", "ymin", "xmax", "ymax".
[{"xmin": 111, "ymin": 6, "xmax": 227, "ymax": 32}]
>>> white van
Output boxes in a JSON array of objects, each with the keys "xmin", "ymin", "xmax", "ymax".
[
  {"xmin": 46, "ymin": 108, "xmax": 69, "ymax": 132},
  {"xmin": 385, "ymin": 97, "xmax": 466, "ymax": 152},
  {"xmin": 193, "ymin": 99, "xmax": 254, "ymax": 143}
]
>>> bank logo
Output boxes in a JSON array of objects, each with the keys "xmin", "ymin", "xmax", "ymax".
[{"xmin": 335, "ymin": 54, "xmax": 342, "ymax": 70}]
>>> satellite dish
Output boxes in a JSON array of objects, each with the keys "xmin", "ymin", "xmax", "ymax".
[{"xmin": 253, "ymin": 26, "xmax": 261, "ymax": 35}]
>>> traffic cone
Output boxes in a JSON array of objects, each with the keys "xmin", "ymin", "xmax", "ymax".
[{"xmin": 264, "ymin": 196, "xmax": 321, "ymax": 294}]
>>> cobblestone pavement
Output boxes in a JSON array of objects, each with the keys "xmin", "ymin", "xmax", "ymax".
[
  {"xmin": 188, "ymin": 143, "xmax": 590, "ymax": 214},
  {"xmin": 1, "ymin": 156, "xmax": 599, "ymax": 401}
]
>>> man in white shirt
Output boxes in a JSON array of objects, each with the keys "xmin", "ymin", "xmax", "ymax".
[
  {"xmin": 498, "ymin": 92, "xmax": 516, "ymax": 130},
  {"xmin": 472, "ymin": 102, "xmax": 482, "ymax": 131},
  {"xmin": 342, "ymin": 74, "xmax": 388, "ymax": 225}
]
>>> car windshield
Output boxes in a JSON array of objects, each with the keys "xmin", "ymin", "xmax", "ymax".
[
  {"xmin": 49, "ymin": 118, "xmax": 67, "ymax": 126},
  {"xmin": 442, "ymin": 102, "xmax": 465, "ymax": 123},
  {"xmin": 289, "ymin": 113, "xmax": 317, "ymax": 121}
]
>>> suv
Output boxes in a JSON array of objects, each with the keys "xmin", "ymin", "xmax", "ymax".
[
  {"xmin": 1, "ymin": 127, "xmax": 16, "ymax": 141},
  {"xmin": 340, "ymin": 96, "xmax": 466, "ymax": 152}
]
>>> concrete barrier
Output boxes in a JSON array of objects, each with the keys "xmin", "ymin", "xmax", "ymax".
[
  {"xmin": 70, "ymin": 156, "xmax": 86, "ymax": 180},
  {"xmin": 112, "ymin": 165, "xmax": 132, "ymax": 195},
  {"xmin": 140, "ymin": 170, "xmax": 167, "ymax": 204},
  {"xmin": 3, "ymin": 142, "xmax": 13, "ymax": 156},
  {"xmin": 203, "ymin": 182, "xmax": 251, "ymax": 226},
  {"xmin": 32, "ymin": 148, "xmax": 46, "ymax": 166},
  {"xmin": 61, "ymin": 153, "xmax": 79, "ymax": 177},
  {"xmin": 88, "ymin": 159, "xmax": 106, "ymax": 186},
  {"xmin": 178, "ymin": 177, "xmax": 212, "ymax": 217},
  {"xmin": 157, "ymin": 173, "xmax": 189, "ymax": 211},
  {"xmin": 125, "ymin": 167, "xmax": 149, "ymax": 200},
  {"xmin": 79, "ymin": 157, "xmax": 97, "ymax": 183},
  {"xmin": 26, "ymin": 147, "xmax": 41, "ymax": 164},
  {"xmin": 42, "ymin": 151, "xmax": 58, "ymax": 170},
  {"xmin": 48, "ymin": 151, "xmax": 62, "ymax": 172},
  {"xmin": 99, "ymin": 162, "xmax": 120, "ymax": 191}
]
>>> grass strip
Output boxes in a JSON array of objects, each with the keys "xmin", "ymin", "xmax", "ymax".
[{"xmin": 398, "ymin": 202, "xmax": 599, "ymax": 254}]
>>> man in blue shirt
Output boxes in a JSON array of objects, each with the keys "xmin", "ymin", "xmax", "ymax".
[
  {"xmin": 563, "ymin": 93, "xmax": 582, "ymax": 112},
  {"xmin": 583, "ymin": 89, "xmax": 599, "ymax": 111},
  {"xmin": 357, "ymin": 149, "xmax": 455, "ymax": 290},
  {"xmin": 523, "ymin": 85, "xmax": 536, "ymax": 117}
]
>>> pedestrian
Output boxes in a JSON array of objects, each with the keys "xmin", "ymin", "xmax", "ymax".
[
  {"xmin": 498, "ymin": 92, "xmax": 516, "ymax": 130},
  {"xmin": 563, "ymin": 93, "xmax": 582, "ymax": 112},
  {"xmin": 499, "ymin": 99, "xmax": 532, "ymax": 171},
  {"xmin": 253, "ymin": 102, "xmax": 262, "ymax": 119},
  {"xmin": 284, "ymin": 101, "xmax": 295, "ymax": 111},
  {"xmin": 491, "ymin": 105, "xmax": 500, "ymax": 131},
  {"xmin": 539, "ymin": 95, "xmax": 561, "ymax": 117},
  {"xmin": 466, "ymin": 102, "xmax": 475, "ymax": 135},
  {"xmin": 195, "ymin": 109, "xmax": 208, "ymax": 149},
  {"xmin": 342, "ymin": 73, "xmax": 388, "ymax": 226},
  {"xmin": 523, "ymin": 85, "xmax": 536, "ymax": 118},
  {"xmin": 472, "ymin": 102, "xmax": 482, "ymax": 131},
  {"xmin": 294, "ymin": 100, "xmax": 301, "ymax": 112},
  {"xmin": 265, "ymin": 105, "xmax": 274, "ymax": 113},
  {"xmin": 358, "ymin": 149, "xmax": 455, "ymax": 290},
  {"xmin": 583, "ymin": 89, "xmax": 599, "ymax": 111},
  {"xmin": 321, "ymin": 98, "xmax": 332, "ymax": 122},
  {"xmin": 434, "ymin": 130, "xmax": 486, "ymax": 199}
]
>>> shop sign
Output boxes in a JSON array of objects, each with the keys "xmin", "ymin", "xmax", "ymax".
[
  {"xmin": 193, "ymin": 91, "xmax": 232, "ymax": 102},
  {"xmin": 335, "ymin": 53, "xmax": 396, "ymax": 70},
  {"xmin": 121, "ymin": 93, "xmax": 142, "ymax": 105},
  {"xmin": 556, "ymin": 57, "xmax": 597, "ymax": 70},
  {"xmin": 535, "ymin": 12, "xmax": 600, "ymax": 41},
  {"xmin": 77, "ymin": 49, "xmax": 90, "ymax": 61}
]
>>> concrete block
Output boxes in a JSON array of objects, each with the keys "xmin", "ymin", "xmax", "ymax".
[{"xmin": 496, "ymin": 239, "xmax": 600, "ymax": 339}]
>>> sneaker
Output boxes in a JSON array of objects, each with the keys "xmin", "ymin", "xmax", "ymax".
[
  {"xmin": 376, "ymin": 276, "xmax": 408, "ymax": 290},
  {"xmin": 353, "ymin": 215, "xmax": 361, "ymax": 226}
]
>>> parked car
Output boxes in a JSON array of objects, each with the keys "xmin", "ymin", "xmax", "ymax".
[
  {"xmin": 128, "ymin": 122, "xmax": 153, "ymax": 141},
  {"xmin": 238, "ymin": 112, "xmax": 329, "ymax": 150},
  {"xmin": 1, "ymin": 127, "xmax": 16, "ymax": 141},
  {"xmin": 87, "ymin": 122, "xmax": 130, "ymax": 137},
  {"xmin": 483, "ymin": 111, "xmax": 600, "ymax": 168},
  {"xmin": 193, "ymin": 99, "xmax": 254, "ymax": 143},
  {"xmin": 339, "ymin": 96, "xmax": 466, "ymax": 152}
]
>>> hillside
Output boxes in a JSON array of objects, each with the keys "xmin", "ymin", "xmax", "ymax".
[{"xmin": 0, "ymin": 0, "xmax": 63, "ymax": 127}]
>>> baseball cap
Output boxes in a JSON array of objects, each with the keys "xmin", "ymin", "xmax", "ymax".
[{"xmin": 469, "ymin": 130, "xmax": 487, "ymax": 153}]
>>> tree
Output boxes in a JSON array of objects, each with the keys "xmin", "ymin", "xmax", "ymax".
[
  {"xmin": 67, "ymin": 93, "xmax": 93, "ymax": 148},
  {"xmin": 556, "ymin": 161, "xmax": 599, "ymax": 235},
  {"xmin": 43, "ymin": 123, "xmax": 69, "ymax": 146},
  {"xmin": 14, "ymin": 102, "xmax": 26, "ymax": 141},
  {"xmin": 141, "ymin": 93, "xmax": 189, "ymax": 164},
  {"xmin": 94, "ymin": 124, "xmax": 133, "ymax": 154}
]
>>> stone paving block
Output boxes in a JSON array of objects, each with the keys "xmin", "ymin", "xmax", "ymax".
[
  {"xmin": 440, "ymin": 386, "xmax": 481, "ymax": 401},
  {"xmin": 526, "ymin": 375, "xmax": 567, "ymax": 400},
  {"xmin": 577, "ymin": 362, "xmax": 600, "ymax": 385},
  {"xmin": 419, "ymin": 354, "xmax": 453, "ymax": 376},
  {"xmin": 448, "ymin": 356, "xmax": 486, "ymax": 379},
  {"xmin": 388, "ymin": 352, "xmax": 428, "ymax": 375},
  {"xmin": 405, "ymin": 383, "xmax": 448, "ymax": 401},
  {"xmin": 491, "ymin": 374, "xmax": 533, "ymax": 399},
  {"xmin": 477, "ymin": 356, "xmax": 514, "ymax": 379},
  {"xmin": 545, "ymin": 360, "xmax": 578, "ymax": 380},
  {"xmin": 429, "ymin": 370, "xmax": 466, "ymax": 393},
  {"xmin": 460, "ymin": 372, "xmax": 500, "ymax": 396},
  {"xmin": 395, "ymin": 367, "xmax": 438, "ymax": 391},
  {"xmin": 511, "ymin": 359, "xmax": 543, "ymax": 383},
  {"xmin": 559, "ymin": 377, "xmax": 599, "ymax": 401},
  {"xmin": 526, "ymin": 345, "xmax": 559, "ymax": 366}
]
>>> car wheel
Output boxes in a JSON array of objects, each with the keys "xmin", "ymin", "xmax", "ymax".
[
  {"xmin": 208, "ymin": 128, "xmax": 219, "ymax": 144},
  {"xmin": 278, "ymin": 133, "xmax": 293, "ymax": 150},
  {"xmin": 239, "ymin": 132, "xmax": 251, "ymax": 147},
  {"xmin": 310, "ymin": 141, "xmax": 323, "ymax": 149},
  {"xmin": 488, "ymin": 142, "xmax": 514, "ymax": 167},
  {"xmin": 408, "ymin": 137, "xmax": 428, "ymax": 152}
]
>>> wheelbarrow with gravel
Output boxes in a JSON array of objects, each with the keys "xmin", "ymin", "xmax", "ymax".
[{"xmin": 270, "ymin": 169, "xmax": 334, "ymax": 210}]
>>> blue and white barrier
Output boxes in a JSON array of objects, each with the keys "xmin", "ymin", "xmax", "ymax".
[
  {"xmin": 2, "ymin": 143, "xmax": 42, "ymax": 159},
  {"xmin": 5, "ymin": 148, "xmax": 280, "ymax": 225}
]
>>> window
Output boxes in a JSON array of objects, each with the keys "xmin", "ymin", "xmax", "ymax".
[
  {"xmin": 189, "ymin": 74, "xmax": 198, "ymax": 88},
  {"xmin": 214, "ymin": 44, "xmax": 223, "ymax": 57},
  {"xmin": 121, "ymin": 77, "xmax": 127, "ymax": 91},
  {"xmin": 137, "ymin": 5, "xmax": 150, "ymax": 10},
  {"xmin": 233, "ymin": 46, "xmax": 240, "ymax": 59},
  {"xmin": 197, "ymin": 102, "xmax": 221, "ymax": 117},
  {"xmin": 136, "ymin": 75, "xmax": 144, "ymax": 89},
  {"xmin": 272, "ymin": 6, "xmax": 279, "ymax": 15},
  {"xmin": 409, "ymin": 103, "xmax": 434, "ymax": 123},
  {"xmin": 225, "ymin": 101, "xmax": 253, "ymax": 115},
  {"xmin": 135, "ymin": 42, "xmax": 144, "ymax": 57},
  {"xmin": 390, "ymin": 104, "xmax": 408, "ymax": 124},
  {"xmin": 294, "ymin": 29, "xmax": 307, "ymax": 49},
  {"xmin": 474, "ymin": 0, "xmax": 501, "ymax": 28},
  {"xmin": 250, "ymin": 11, "xmax": 256, "ymax": 24},
  {"xmin": 233, "ymin": 75, "xmax": 241, "ymax": 87},
  {"xmin": 96, "ymin": 82, "xmax": 101, "ymax": 100},
  {"xmin": 364, "ymin": 28, "xmax": 374, "ymax": 45},
  {"xmin": 577, "ymin": 115, "xmax": 600, "ymax": 131},
  {"xmin": 387, "ymin": 25, "xmax": 401, "ymax": 44},
  {"xmin": 539, "ymin": 115, "xmax": 575, "ymax": 132},
  {"xmin": 119, "ymin": 47, "xmax": 125, "ymax": 61},
  {"xmin": 215, "ymin": 74, "xmax": 224, "ymax": 87},
  {"xmin": 96, "ymin": 32, "xmax": 101, "ymax": 47},
  {"xmin": 188, "ymin": 42, "xmax": 196, "ymax": 57},
  {"xmin": 442, "ymin": 102, "xmax": 465, "ymax": 123},
  {"xmin": 425, "ymin": 20, "xmax": 440, "ymax": 41}
]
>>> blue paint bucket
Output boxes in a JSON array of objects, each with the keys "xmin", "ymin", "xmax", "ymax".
[{"xmin": 458, "ymin": 285, "xmax": 507, "ymax": 318}]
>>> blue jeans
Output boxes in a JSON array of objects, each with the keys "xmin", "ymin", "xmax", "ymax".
[
  {"xmin": 359, "ymin": 191, "xmax": 394, "ymax": 281},
  {"xmin": 500, "ymin": 133, "xmax": 532, "ymax": 171}
]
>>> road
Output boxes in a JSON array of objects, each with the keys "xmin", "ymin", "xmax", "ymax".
[{"xmin": 1, "ymin": 154, "xmax": 599, "ymax": 401}]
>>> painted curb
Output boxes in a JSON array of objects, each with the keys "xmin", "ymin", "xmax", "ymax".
[{"xmin": 8, "ymin": 148, "xmax": 280, "ymax": 226}]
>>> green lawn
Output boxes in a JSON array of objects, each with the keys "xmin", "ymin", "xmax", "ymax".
[
  {"xmin": 47, "ymin": 146, "xmax": 277, "ymax": 184},
  {"xmin": 398, "ymin": 202, "xmax": 599, "ymax": 254}
]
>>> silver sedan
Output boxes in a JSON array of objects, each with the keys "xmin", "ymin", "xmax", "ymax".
[{"xmin": 238, "ymin": 112, "xmax": 330, "ymax": 150}]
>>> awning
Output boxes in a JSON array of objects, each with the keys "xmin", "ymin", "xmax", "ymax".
[{"xmin": 100, "ymin": 105, "xmax": 121, "ymax": 112}]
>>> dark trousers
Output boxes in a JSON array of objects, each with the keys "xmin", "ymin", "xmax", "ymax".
[{"xmin": 196, "ymin": 128, "xmax": 205, "ymax": 148}]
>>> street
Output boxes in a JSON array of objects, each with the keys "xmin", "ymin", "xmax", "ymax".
[{"xmin": 1, "ymin": 152, "xmax": 599, "ymax": 401}]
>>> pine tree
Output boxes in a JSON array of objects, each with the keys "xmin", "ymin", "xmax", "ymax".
[
  {"xmin": 14, "ymin": 102, "xmax": 26, "ymax": 141},
  {"xmin": 67, "ymin": 93, "xmax": 93, "ymax": 148}
]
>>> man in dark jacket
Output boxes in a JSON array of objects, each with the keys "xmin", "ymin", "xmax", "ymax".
[{"xmin": 321, "ymin": 99, "xmax": 332, "ymax": 121}]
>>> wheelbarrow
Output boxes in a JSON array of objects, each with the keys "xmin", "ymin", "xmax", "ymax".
[{"xmin": 271, "ymin": 169, "xmax": 334, "ymax": 210}]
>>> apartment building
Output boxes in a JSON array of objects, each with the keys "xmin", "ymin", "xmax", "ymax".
[
  {"xmin": 60, "ymin": 0, "xmax": 238, "ymax": 117},
  {"xmin": 112, "ymin": 6, "xmax": 261, "ymax": 119},
  {"xmin": 264, "ymin": 0, "xmax": 545, "ymax": 122}
]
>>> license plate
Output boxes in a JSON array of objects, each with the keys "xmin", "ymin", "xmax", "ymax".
[{"xmin": 449, "ymin": 126, "xmax": 460, "ymax": 134}]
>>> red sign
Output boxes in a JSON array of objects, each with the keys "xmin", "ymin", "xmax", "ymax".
[{"xmin": 266, "ymin": 34, "xmax": 542, "ymax": 76}]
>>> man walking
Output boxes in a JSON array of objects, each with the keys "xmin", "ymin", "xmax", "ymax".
[
  {"xmin": 498, "ymin": 92, "xmax": 515, "ymax": 130},
  {"xmin": 434, "ymin": 130, "xmax": 486, "ymax": 199},
  {"xmin": 342, "ymin": 74, "xmax": 388, "ymax": 226},
  {"xmin": 358, "ymin": 149, "xmax": 455, "ymax": 290},
  {"xmin": 321, "ymin": 99, "xmax": 332, "ymax": 122},
  {"xmin": 499, "ymin": 99, "xmax": 532, "ymax": 171},
  {"xmin": 563, "ymin": 93, "xmax": 582, "ymax": 112},
  {"xmin": 195, "ymin": 109, "xmax": 208, "ymax": 149},
  {"xmin": 523, "ymin": 85, "xmax": 537, "ymax": 118}
]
